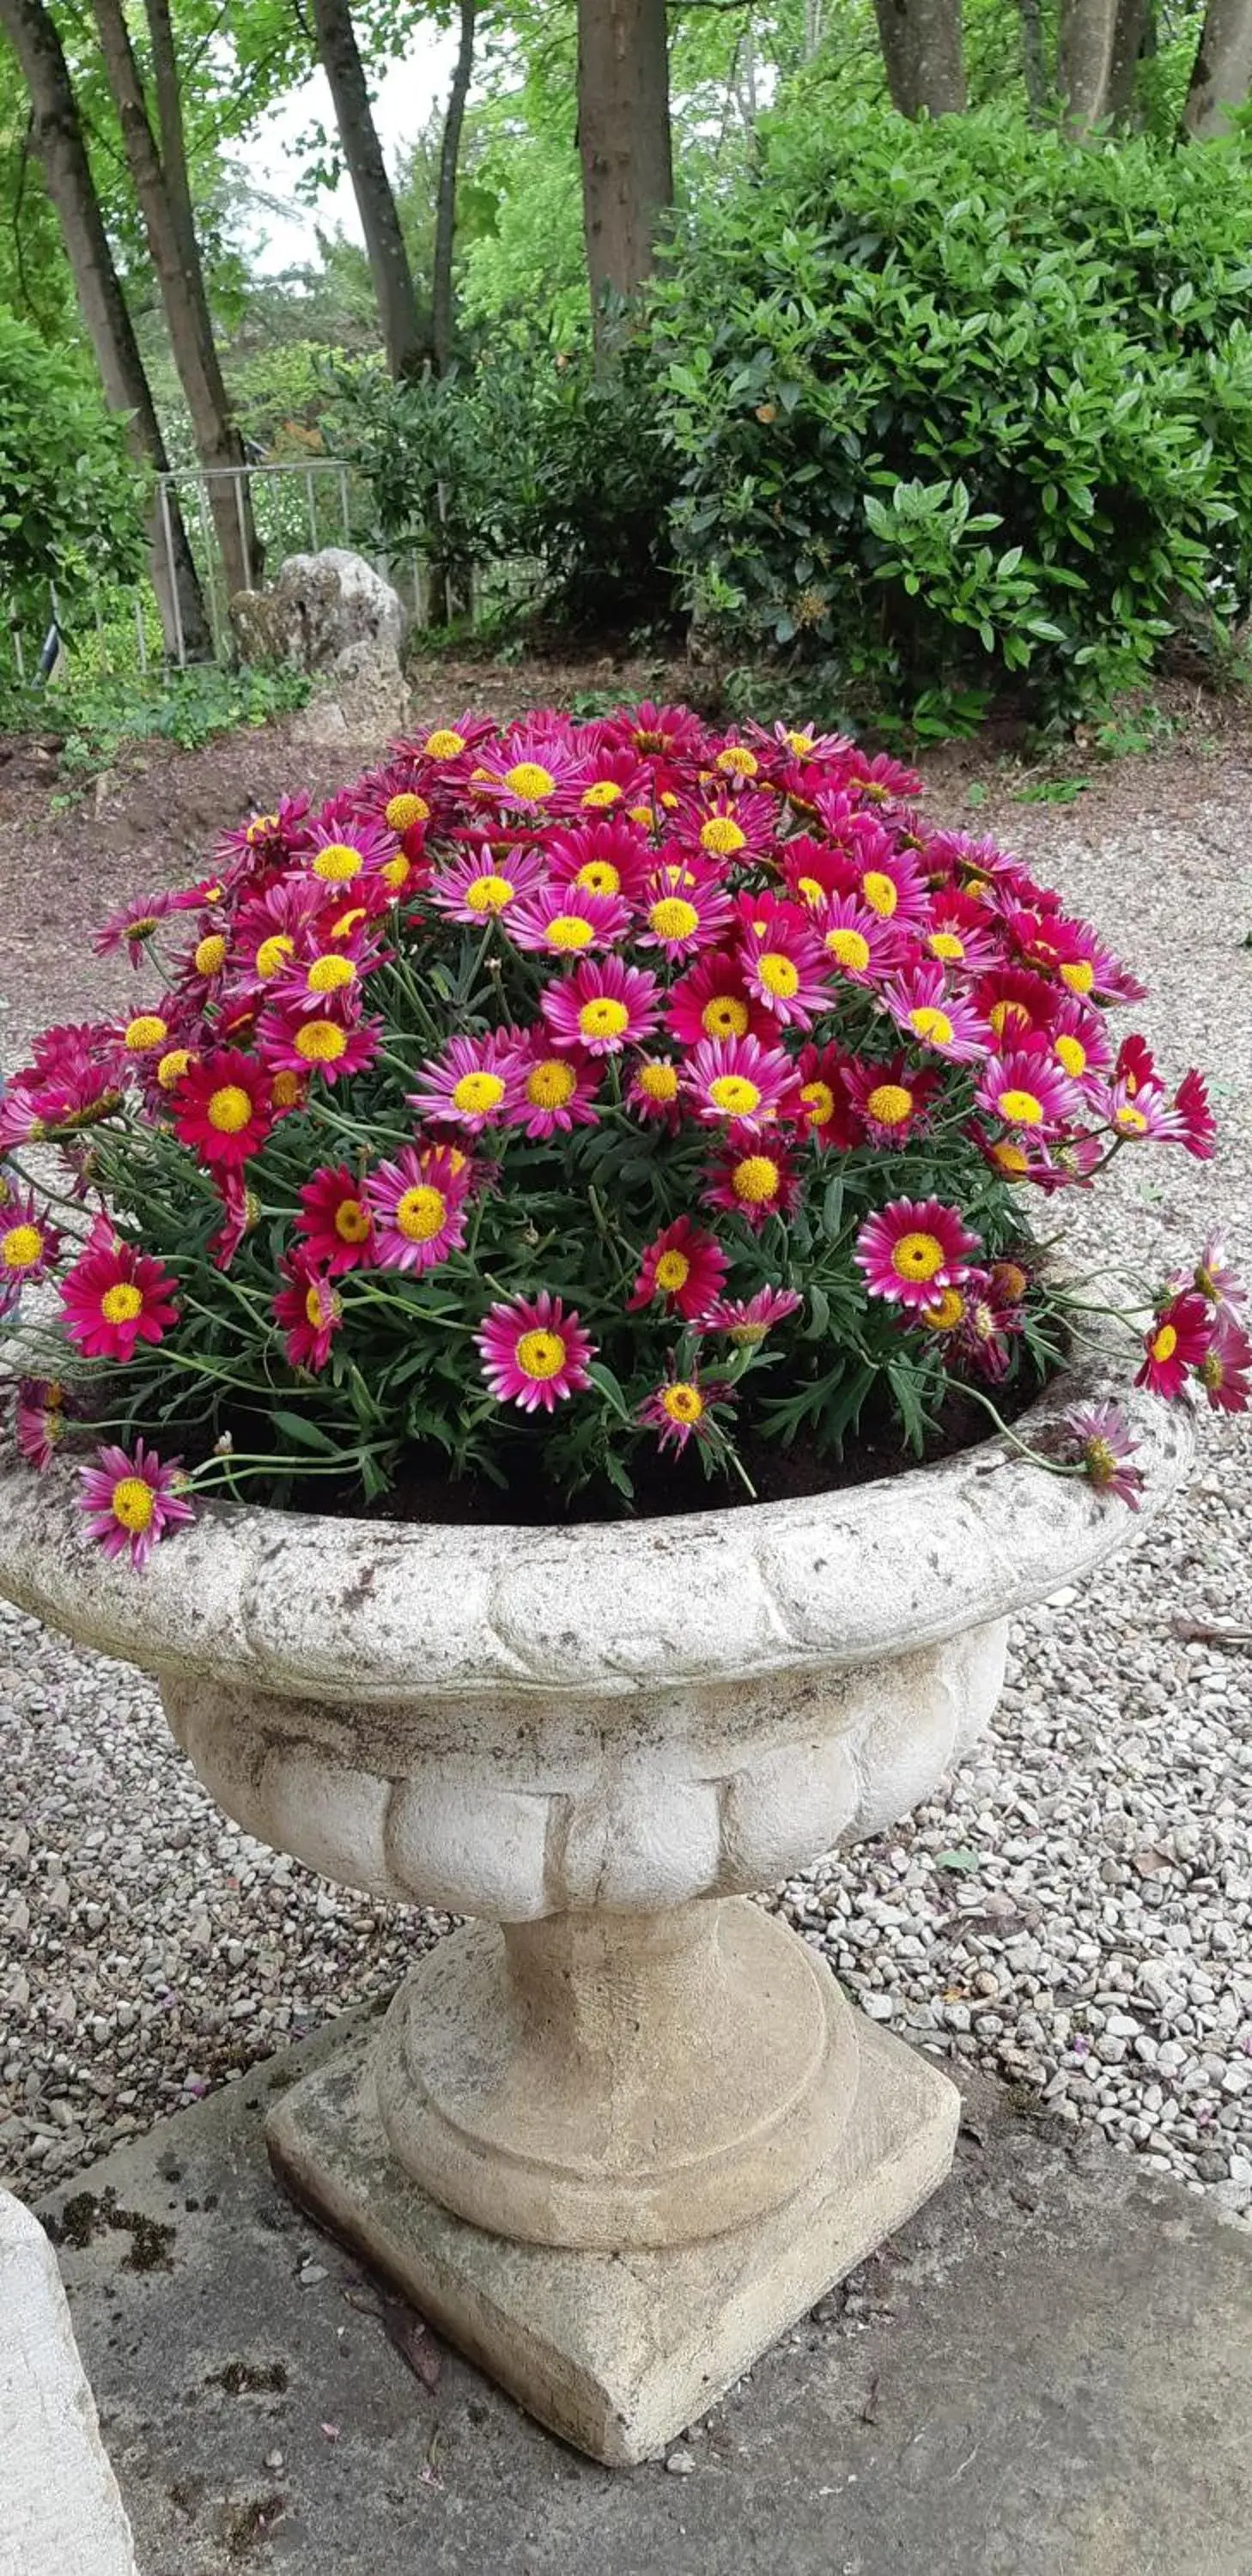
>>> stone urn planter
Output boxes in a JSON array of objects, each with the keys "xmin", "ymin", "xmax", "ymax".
[{"xmin": 0, "ymin": 1366, "xmax": 1188, "ymax": 2464}]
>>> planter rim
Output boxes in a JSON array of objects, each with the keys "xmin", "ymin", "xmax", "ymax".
[{"xmin": 0, "ymin": 1333, "xmax": 1191, "ymax": 1703}]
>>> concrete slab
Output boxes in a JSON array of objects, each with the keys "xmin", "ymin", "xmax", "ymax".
[
  {"xmin": 0, "ymin": 2188, "xmax": 138, "ymax": 2576},
  {"xmin": 37, "ymin": 2006, "xmax": 1252, "ymax": 2576}
]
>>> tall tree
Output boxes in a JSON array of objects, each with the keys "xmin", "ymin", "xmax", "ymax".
[
  {"xmin": 310, "ymin": 0, "xmax": 429, "ymax": 377},
  {"xmin": 1057, "ymin": 0, "xmax": 1118, "ymax": 129},
  {"xmin": 0, "ymin": 0, "xmax": 210, "ymax": 658},
  {"xmin": 1182, "ymin": 0, "xmax": 1252, "ymax": 134},
  {"xmin": 575, "ymin": 0, "xmax": 673, "ymax": 346},
  {"xmin": 1105, "ymin": 0, "xmax": 1152, "ymax": 118},
  {"xmin": 872, "ymin": 0, "xmax": 967, "ymax": 115},
  {"xmin": 89, "ymin": 0, "xmax": 258, "ymax": 599},
  {"xmin": 433, "ymin": 0, "xmax": 477, "ymax": 374}
]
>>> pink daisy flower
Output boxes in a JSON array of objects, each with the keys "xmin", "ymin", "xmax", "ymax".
[
  {"xmin": 855, "ymin": 1198, "xmax": 981, "ymax": 1309},
  {"xmin": 627, "ymin": 1218, "xmax": 730, "ymax": 1321},
  {"xmin": 696, "ymin": 1286, "xmax": 803, "ymax": 1346},
  {"xmin": 666, "ymin": 952, "xmax": 765, "ymax": 1048},
  {"xmin": 1047, "ymin": 998, "xmax": 1112, "ymax": 1089},
  {"xmin": 605, "ymin": 699, "xmax": 709, "ymax": 763},
  {"xmin": 216, "ymin": 793, "xmax": 313, "ymax": 877},
  {"xmin": 1197, "ymin": 1307, "xmax": 1252, "ymax": 1414},
  {"xmin": 1191, "ymin": 1238, "xmax": 1245, "ymax": 1310},
  {"xmin": 546, "ymin": 821, "xmax": 651, "ymax": 899},
  {"xmin": 508, "ymin": 1034, "xmax": 602, "ymax": 1139},
  {"xmin": 541, "ymin": 957, "xmax": 662, "ymax": 1056},
  {"xmin": 627, "ymin": 1054, "xmax": 684, "ymax": 1127},
  {"xmin": 295, "ymin": 1164, "xmax": 377, "ymax": 1274},
  {"xmin": 976, "ymin": 1050, "xmax": 1079, "ymax": 1135},
  {"xmin": 233, "ymin": 879, "xmax": 326, "ymax": 991},
  {"xmin": 60, "ymin": 1230, "xmax": 179, "ymax": 1363},
  {"xmin": 256, "ymin": 1006, "xmax": 383, "ymax": 1088},
  {"xmin": 471, "ymin": 732, "xmax": 591, "ymax": 815},
  {"xmin": 78, "ymin": 1439, "xmax": 194, "ymax": 1570},
  {"xmin": 505, "ymin": 882, "xmax": 632, "ymax": 957},
  {"xmin": 702, "ymin": 1136, "xmax": 803, "ymax": 1232},
  {"xmin": 210, "ymin": 1174, "xmax": 257, "ymax": 1267},
  {"xmin": 15, "ymin": 1378, "xmax": 70, "ymax": 1472},
  {"xmin": 637, "ymin": 861, "xmax": 735, "ymax": 958},
  {"xmin": 407, "ymin": 1031, "xmax": 526, "ymax": 1133},
  {"xmin": 365, "ymin": 1145, "xmax": 471, "ymax": 1273},
  {"xmin": 476, "ymin": 1290, "xmax": 595, "ymax": 1413},
  {"xmin": 882, "ymin": 962, "xmax": 990, "ymax": 1063},
  {"xmin": 426, "ymin": 842, "xmax": 548, "ymax": 925},
  {"xmin": 843, "ymin": 748, "xmax": 922, "ymax": 805},
  {"xmin": 93, "ymin": 888, "xmax": 179, "ymax": 963},
  {"xmin": 975, "ymin": 968, "xmax": 1060, "ymax": 1047},
  {"xmin": 813, "ymin": 892, "xmax": 902, "ymax": 984},
  {"xmin": 1064, "ymin": 1402, "xmax": 1146, "ymax": 1510},
  {"xmin": 682, "ymin": 791, "xmax": 776, "ymax": 866},
  {"xmin": 273, "ymin": 1255, "xmax": 343, "ymax": 1371},
  {"xmin": 303, "ymin": 815, "xmax": 398, "ymax": 892},
  {"xmin": 638, "ymin": 1364, "xmax": 735, "ymax": 1455},
  {"xmin": 0, "ymin": 1196, "xmax": 61, "ymax": 1314},
  {"xmin": 682, "ymin": 1031, "xmax": 798, "ymax": 1134},
  {"xmin": 1135, "ymin": 1291, "xmax": 1212, "ymax": 1398},
  {"xmin": 844, "ymin": 1056, "xmax": 942, "ymax": 1147},
  {"xmin": 173, "ymin": 1049, "xmax": 273, "ymax": 1170},
  {"xmin": 738, "ymin": 908, "xmax": 831, "ymax": 1030},
  {"xmin": 270, "ymin": 923, "xmax": 387, "ymax": 1018},
  {"xmin": 918, "ymin": 891, "xmax": 1000, "ymax": 976},
  {"xmin": 791, "ymin": 1043, "xmax": 857, "ymax": 1148}
]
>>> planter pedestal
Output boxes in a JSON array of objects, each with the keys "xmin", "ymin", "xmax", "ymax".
[{"xmin": 268, "ymin": 1911, "xmax": 956, "ymax": 2466}]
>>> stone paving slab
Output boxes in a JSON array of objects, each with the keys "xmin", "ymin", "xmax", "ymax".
[{"xmin": 36, "ymin": 2008, "xmax": 1252, "ymax": 2576}]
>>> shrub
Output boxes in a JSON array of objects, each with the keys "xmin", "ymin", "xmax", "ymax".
[
  {"xmin": 0, "ymin": 314, "xmax": 144, "ymax": 618},
  {"xmin": 651, "ymin": 107, "xmax": 1252, "ymax": 721},
  {"xmin": 0, "ymin": 708, "xmax": 1240, "ymax": 1550}
]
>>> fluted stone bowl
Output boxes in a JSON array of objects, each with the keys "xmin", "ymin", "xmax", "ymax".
[{"xmin": 0, "ymin": 1356, "xmax": 1189, "ymax": 2459}]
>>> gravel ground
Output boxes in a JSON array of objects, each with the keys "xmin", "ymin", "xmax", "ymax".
[{"xmin": 2, "ymin": 696, "xmax": 1250, "ymax": 2215}]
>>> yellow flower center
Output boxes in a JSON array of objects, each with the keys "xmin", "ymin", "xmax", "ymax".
[
  {"xmin": 1054, "ymin": 1034, "xmax": 1087, "ymax": 1077},
  {"xmin": 504, "ymin": 762, "xmax": 556, "ymax": 799},
  {"xmin": 708, "ymin": 1072, "xmax": 763, "ymax": 1117},
  {"xmin": 800, "ymin": 1079, "xmax": 836, "ymax": 1125},
  {"xmin": 1152, "ymin": 1322, "xmax": 1178, "ymax": 1362},
  {"xmin": 424, "ymin": 729, "xmax": 465, "ymax": 758},
  {"xmin": 579, "ymin": 998, "xmax": 629, "ymax": 1040},
  {"xmin": 207, "ymin": 1084, "xmax": 253, "ymax": 1133},
  {"xmin": 796, "ymin": 875, "xmax": 824, "ymax": 908},
  {"xmin": 637, "ymin": 1062, "xmax": 678, "ymax": 1102},
  {"xmin": 702, "ymin": 994, "xmax": 750, "ymax": 1038},
  {"xmin": 574, "ymin": 860, "xmax": 620, "ymax": 894},
  {"xmin": 662, "ymin": 1382, "xmax": 704, "ymax": 1423},
  {"xmin": 255, "ymin": 934, "xmax": 295, "ymax": 980},
  {"xmin": 628, "ymin": 803, "xmax": 655, "ymax": 828},
  {"xmin": 654, "ymin": 1250, "xmax": 691, "ymax": 1292},
  {"xmin": 1115, "ymin": 1103, "xmax": 1148, "ymax": 1134},
  {"xmin": 909, "ymin": 1005, "xmax": 954, "ymax": 1047},
  {"xmin": 990, "ymin": 1138, "xmax": 1030, "ymax": 1176},
  {"xmin": 194, "ymin": 933, "xmax": 228, "ymax": 977},
  {"xmin": 865, "ymin": 1081, "xmax": 912, "ymax": 1127},
  {"xmin": 385, "ymin": 792, "xmax": 429, "ymax": 830},
  {"xmin": 989, "ymin": 999, "xmax": 1030, "ymax": 1039},
  {"xmin": 100, "ymin": 1281, "xmax": 143, "ymax": 1324},
  {"xmin": 699, "ymin": 816, "xmax": 746, "ymax": 856},
  {"xmin": 581, "ymin": 781, "xmax": 623, "ymax": 809},
  {"xmin": 545, "ymin": 912, "xmax": 597, "ymax": 951},
  {"xmin": 515, "ymin": 1327, "xmax": 567, "ymax": 1380},
  {"xmin": 861, "ymin": 870, "xmax": 897, "ymax": 918},
  {"xmin": 649, "ymin": 896, "xmax": 700, "ymax": 942},
  {"xmin": 891, "ymin": 1230, "xmax": 945, "ymax": 1283},
  {"xmin": 526, "ymin": 1060, "xmax": 578, "ymax": 1109},
  {"xmin": 272, "ymin": 1070, "xmax": 303, "ymax": 1109},
  {"xmin": 826, "ymin": 927, "xmax": 871, "ymax": 970},
  {"xmin": 2, "ymin": 1223, "xmax": 43, "ymax": 1270},
  {"xmin": 381, "ymin": 854, "xmax": 413, "ymax": 890},
  {"xmin": 921, "ymin": 1287, "xmax": 965, "ymax": 1331},
  {"xmin": 451, "ymin": 1069, "xmax": 506, "ymax": 1115},
  {"xmin": 732, "ymin": 1155, "xmax": 780, "ymax": 1205},
  {"xmin": 304, "ymin": 1283, "xmax": 338, "ymax": 1331},
  {"xmin": 786, "ymin": 730, "xmax": 815, "ymax": 756},
  {"xmin": 465, "ymin": 872, "xmax": 515, "ymax": 913},
  {"xmin": 757, "ymin": 951, "xmax": 799, "ymax": 999},
  {"xmin": 334, "ymin": 1197, "xmax": 370, "ymax": 1242},
  {"xmin": 111, "ymin": 1476, "xmax": 155, "ymax": 1534},
  {"xmin": 396, "ymin": 1185, "xmax": 447, "ymax": 1242},
  {"xmin": 307, "ymin": 954, "xmax": 356, "ymax": 995},
  {"xmin": 156, "ymin": 1048, "xmax": 193, "ymax": 1091},
  {"xmin": 1061, "ymin": 959, "xmax": 1095, "ymax": 995},
  {"xmin": 928, "ymin": 932, "xmax": 965, "ymax": 962},
  {"xmin": 313, "ymin": 842, "xmax": 364, "ymax": 883},
  {"xmin": 716, "ymin": 746, "xmax": 758, "ymax": 777},
  {"xmin": 246, "ymin": 814, "xmax": 278, "ymax": 844},
  {"xmin": 295, "ymin": 1021, "xmax": 349, "ymax": 1064},
  {"xmin": 997, "ymin": 1087, "xmax": 1044, "ymax": 1127},
  {"xmin": 125, "ymin": 1014, "xmax": 168, "ymax": 1052},
  {"xmin": 329, "ymin": 907, "xmax": 367, "ymax": 942}
]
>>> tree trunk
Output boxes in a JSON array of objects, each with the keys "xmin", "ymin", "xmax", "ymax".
[
  {"xmin": 872, "ymin": 0, "xmax": 967, "ymax": 116},
  {"xmin": 1105, "ymin": 0, "xmax": 1150, "ymax": 118},
  {"xmin": 1182, "ymin": 0, "xmax": 1252, "ymax": 135},
  {"xmin": 89, "ymin": 0, "xmax": 259, "ymax": 602},
  {"xmin": 432, "ymin": 0, "xmax": 476, "ymax": 376},
  {"xmin": 0, "ymin": 0, "xmax": 210, "ymax": 659},
  {"xmin": 310, "ymin": 0, "xmax": 429, "ymax": 377},
  {"xmin": 575, "ymin": 0, "xmax": 674, "ymax": 349},
  {"xmin": 1018, "ymin": 0, "xmax": 1048, "ymax": 117},
  {"xmin": 1057, "ymin": 0, "xmax": 1118, "ymax": 130}
]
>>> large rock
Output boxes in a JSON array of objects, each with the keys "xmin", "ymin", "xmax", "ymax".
[
  {"xmin": 230, "ymin": 548, "xmax": 410, "ymax": 741},
  {"xmin": 0, "ymin": 2188, "xmax": 137, "ymax": 2573}
]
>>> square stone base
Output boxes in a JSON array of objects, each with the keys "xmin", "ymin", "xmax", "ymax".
[{"xmin": 265, "ymin": 2012, "xmax": 957, "ymax": 2466}]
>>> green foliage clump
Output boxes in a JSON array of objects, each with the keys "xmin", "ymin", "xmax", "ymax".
[
  {"xmin": 0, "ymin": 662, "xmax": 311, "ymax": 781},
  {"xmin": 0, "ymin": 313, "xmax": 144, "ymax": 616},
  {"xmin": 327, "ymin": 341, "xmax": 679, "ymax": 635},
  {"xmin": 651, "ymin": 106, "xmax": 1252, "ymax": 721}
]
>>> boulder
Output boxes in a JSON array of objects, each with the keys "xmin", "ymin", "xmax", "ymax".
[
  {"xmin": 229, "ymin": 547, "xmax": 406, "ymax": 673},
  {"xmin": 0, "ymin": 2188, "xmax": 137, "ymax": 2573}
]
